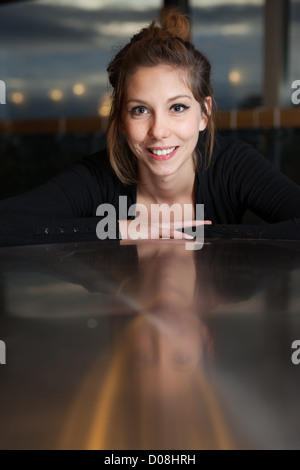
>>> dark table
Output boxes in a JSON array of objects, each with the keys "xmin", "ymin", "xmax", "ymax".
[{"xmin": 0, "ymin": 238, "xmax": 300, "ymax": 450}]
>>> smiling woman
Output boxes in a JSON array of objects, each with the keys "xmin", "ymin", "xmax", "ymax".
[
  {"xmin": 120, "ymin": 65, "xmax": 205, "ymax": 179},
  {"xmin": 106, "ymin": 12, "xmax": 215, "ymax": 185},
  {"xmin": 0, "ymin": 9, "xmax": 300, "ymax": 246}
]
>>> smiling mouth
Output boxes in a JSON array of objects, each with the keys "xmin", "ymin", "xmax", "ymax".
[{"xmin": 146, "ymin": 146, "xmax": 178, "ymax": 160}]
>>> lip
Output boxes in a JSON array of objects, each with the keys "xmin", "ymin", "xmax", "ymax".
[{"xmin": 145, "ymin": 146, "xmax": 178, "ymax": 161}]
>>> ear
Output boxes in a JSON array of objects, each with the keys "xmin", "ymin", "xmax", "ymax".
[{"xmin": 199, "ymin": 97, "xmax": 212, "ymax": 132}]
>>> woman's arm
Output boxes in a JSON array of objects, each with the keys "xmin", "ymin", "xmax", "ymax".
[
  {"xmin": 203, "ymin": 218, "xmax": 300, "ymax": 240},
  {"xmin": 202, "ymin": 137, "xmax": 300, "ymax": 240},
  {"xmin": 0, "ymin": 151, "xmax": 120, "ymax": 246}
]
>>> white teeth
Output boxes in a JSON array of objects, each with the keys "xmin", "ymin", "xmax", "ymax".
[{"xmin": 150, "ymin": 147, "xmax": 176, "ymax": 156}]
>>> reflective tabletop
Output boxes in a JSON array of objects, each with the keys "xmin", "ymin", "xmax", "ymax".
[{"xmin": 0, "ymin": 239, "xmax": 300, "ymax": 450}]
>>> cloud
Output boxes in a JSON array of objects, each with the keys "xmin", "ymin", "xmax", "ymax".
[
  {"xmin": 0, "ymin": 0, "xmax": 299, "ymax": 116},
  {"xmin": 0, "ymin": 2, "xmax": 159, "ymax": 50}
]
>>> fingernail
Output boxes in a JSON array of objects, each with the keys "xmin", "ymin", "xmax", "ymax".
[{"xmin": 184, "ymin": 234, "xmax": 194, "ymax": 240}]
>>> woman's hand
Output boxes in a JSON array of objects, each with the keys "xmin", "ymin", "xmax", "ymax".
[{"xmin": 118, "ymin": 219, "xmax": 212, "ymax": 240}]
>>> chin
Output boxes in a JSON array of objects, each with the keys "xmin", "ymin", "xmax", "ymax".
[{"xmin": 148, "ymin": 162, "xmax": 182, "ymax": 177}]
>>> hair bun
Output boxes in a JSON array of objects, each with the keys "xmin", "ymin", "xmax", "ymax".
[{"xmin": 160, "ymin": 9, "xmax": 191, "ymax": 42}]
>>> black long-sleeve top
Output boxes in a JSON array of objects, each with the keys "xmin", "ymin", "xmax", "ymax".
[{"xmin": 0, "ymin": 134, "xmax": 300, "ymax": 246}]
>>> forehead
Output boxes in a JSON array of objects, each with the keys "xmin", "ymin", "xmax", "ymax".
[{"xmin": 124, "ymin": 64, "xmax": 193, "ymax": 97}]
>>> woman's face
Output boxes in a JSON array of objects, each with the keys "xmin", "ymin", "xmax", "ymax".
[{"xmin": 121, "ymin": 64, "xmax": 208, "ymax": 180}]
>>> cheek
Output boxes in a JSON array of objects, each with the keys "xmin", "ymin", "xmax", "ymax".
[
  {"xmin": 124, "ymin": 122, "xmax": 146, "ymax": 144},
  {"xmin": 179, "ymin": 108, "xmax": 202, "ymax": 135},
  {"xmin": 179, "ymin": 118, "xmax": 201, "ymax": 144}
]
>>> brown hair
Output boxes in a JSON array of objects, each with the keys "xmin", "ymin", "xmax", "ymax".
[{"xmin": 106, "ymin": 10, "xmax": 216, "ymax": 185}]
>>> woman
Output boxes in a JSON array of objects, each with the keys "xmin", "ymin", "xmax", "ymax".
[{"xmin": 0, "ymin": 11, "xmax": 300, "ymax": 246}]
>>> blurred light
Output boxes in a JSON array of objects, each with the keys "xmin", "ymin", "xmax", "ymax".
[
  {"xmin": 10, "ymin": 92, "xmax": 24, "ymax": 104},
  {"xmin": 49, "ymin": 89, "xmax": 63, "ymax": 101},
  {"xmin": 98, "ymin": 94, "xmax": 111, "ymax": 117},
  {"xmin": 87, "ymin": 318, "xmax": 98, "ymax": 329},
  {"xmin": 229, "ymin": 70, "xmax": 242, "ymax": 84},
  {"xmin": 97, "ymin": 21, "xmax": 150, "ymax": 37},
  {"xmin": 193, "ymin": 0, "xmax": 262, "ymax": 5},
  {"xmin": 40, "ymin": 0, "xmax": 159, "ymax": 10},
  {"xmin": 73, "ymin": 83, "xmax": 85, "ymax": 96}
]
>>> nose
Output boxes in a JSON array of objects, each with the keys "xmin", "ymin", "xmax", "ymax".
[{"xmin": 147, "ymin": 112, "xmax": 171, "ymax": 141}]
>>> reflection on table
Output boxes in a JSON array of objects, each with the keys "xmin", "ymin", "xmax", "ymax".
[{"xmin": 0, "ymin": 239, "xmax": 300, "ymax": 450}]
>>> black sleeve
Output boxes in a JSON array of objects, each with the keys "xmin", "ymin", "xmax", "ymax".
[
  {"xmin": 204, "ymin": 218, "xmax": 300, "ymax": 240},
  {"xmin": 230, "ymin": 140, "xmax": 300, "ymax": 222},
  {"xmin": 0, "ymin": 150, "xmax": 121, "ymax": 246},
  {"xmin": 205, "ymin": 139, "xmax": 300, "ymax": 240}
]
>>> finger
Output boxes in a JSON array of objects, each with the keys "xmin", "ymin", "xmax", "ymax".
[
  {"xmin": 173, "ymin": 229, "xmax": 194, "ymax": 240},
  {"xmin": 160, "ymin": 226, "xmax": 171, "ymax": 239},
  {"xmin": 172, "ymin": 219, "xmax": 212, "ymax": 229}
]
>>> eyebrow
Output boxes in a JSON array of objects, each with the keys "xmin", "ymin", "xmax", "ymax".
[{"xmin": 125, "ymin": 94, "xmax": 193, "ymax": 105}]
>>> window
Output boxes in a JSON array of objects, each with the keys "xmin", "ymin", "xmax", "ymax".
[
  {"xmin": 0, "ymin": 0, "xmax": 160, "ymax": 120},
  {"xmin": 191, "ymin": 0, "xmax": 264, "ymax": 110}
]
